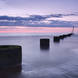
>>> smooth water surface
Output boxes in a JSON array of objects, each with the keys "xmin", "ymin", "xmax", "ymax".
[{"xmin": 0, "ymin": 27, "xmax": 78, "ymax": 78}]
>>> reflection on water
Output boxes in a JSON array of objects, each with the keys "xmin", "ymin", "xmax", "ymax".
[{"xmin": 0, "ymin": 65, "xmax": 22, "ymax": 78}]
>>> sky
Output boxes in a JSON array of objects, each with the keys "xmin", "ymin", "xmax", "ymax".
[
  {"xmin": 0, "ymin": 0, "xmax": 78, "ymax": 26},
  {"xmin": 0, "ymin": 0, "xmax": 78, "ymax": 16}
]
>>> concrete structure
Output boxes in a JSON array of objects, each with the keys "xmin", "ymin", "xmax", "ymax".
[{"xmin": 0, "ymin": 45, "xmax": 22, "ymax": 72}]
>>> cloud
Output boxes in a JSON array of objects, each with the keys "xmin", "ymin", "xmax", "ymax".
[
  {"xmin": 1, "ymin": 13, "xmax": 77, "ymax": 20},
  {"xmin": 0, "ymin": 13, "xmax": 78, "ymax": 27},
  {"xmin": 29, "ymin": 13, "xmax": 78, "ymax": 21}
]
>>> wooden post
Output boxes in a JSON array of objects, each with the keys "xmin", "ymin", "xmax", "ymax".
[
  {"xmin": 72, "ymin": 26, "xmax": 74, "ymax": 34},
  {"xmin": 53, "ymin": 36, "xmax": 60, "ymax": 43},
  {"xmin": 40, "ymin": 39, "xmax": 50, "ymax": 49}
]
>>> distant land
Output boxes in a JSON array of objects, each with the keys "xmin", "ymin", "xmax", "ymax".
[{"xmin": 0, "ymin": 15, "xmax": 78, "ymax": 27}]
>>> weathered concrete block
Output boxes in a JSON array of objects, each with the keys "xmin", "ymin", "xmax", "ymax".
[
  {"xmin": 0, "ymin": 45, "xmax": 22, "ymax": 72},
  {"xmin": 40, "ymin": 39, "xmax": 50, "ymax": 49}
]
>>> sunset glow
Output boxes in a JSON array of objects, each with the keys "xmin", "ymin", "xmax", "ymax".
[{"xmin": 0, "ymin": 26, "xmax": 77, "ymax": 35}]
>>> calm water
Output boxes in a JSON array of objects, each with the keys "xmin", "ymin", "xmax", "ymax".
[{"xmin": 0, "ymin": 27, "xmax": 78, "ymax": 78}]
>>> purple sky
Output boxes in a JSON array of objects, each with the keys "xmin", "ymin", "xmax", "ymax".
[
  {"xmin": 0, "ymin": 0, "xmax": 78, "ymax": 16},
  {"xmin": 0, "ymin": 0, "xmax": 78, "ymax": 26}
]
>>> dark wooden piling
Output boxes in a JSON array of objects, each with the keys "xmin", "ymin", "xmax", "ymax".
[
  {"xmin": 0, "ymin": 45, "xmax": 22, "ymax": 72},
  {"xmin": 59, "ymin": 35, "xmax": 65, "ymax": 39},
  {"xmin": 53, "ymin": 33, "xmax": 73, "ymax": 43},
  {"xmin": 40, "ymin": 39, "xmax": 50, "ymax": 49},
  {"xmin": 53, "ymin": 36, "xmax": 60, "ymax": 43},
  {"xmin": 67, "ymin": 33, "xmax": 73, "ymax": 36}
]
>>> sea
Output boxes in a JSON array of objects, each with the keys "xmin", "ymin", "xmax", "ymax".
[{"xmin": 0, "ymin": 26, "xmax": 78, "ymax": 78}]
